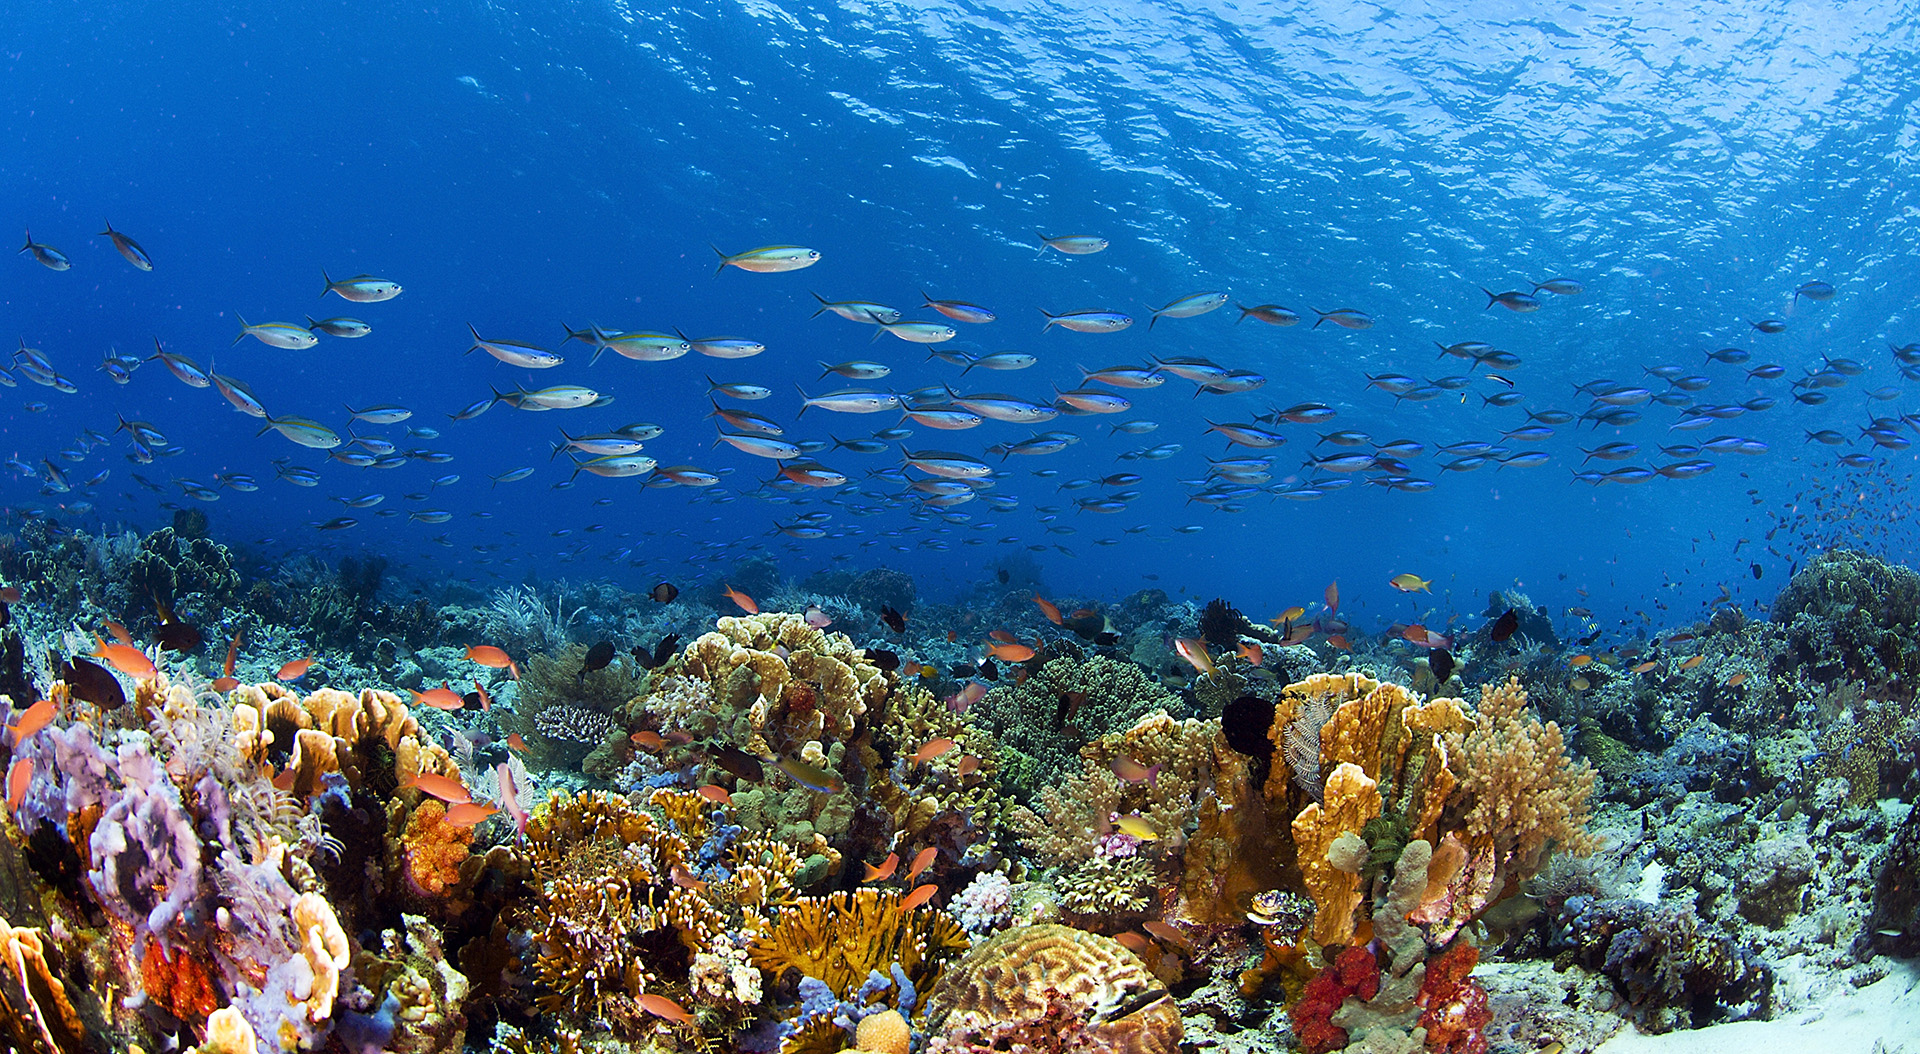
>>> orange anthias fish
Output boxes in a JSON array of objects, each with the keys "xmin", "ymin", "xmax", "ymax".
[
  {"xmin": 1680, "ymin": 655, "xmax": 1705, "ymax": 670},
  {"xmin": 863, "ymin": 852, "xmax": 900, "ymax": 883},
  {"xmin": 631, "ymin": 730, "xmax": 667, "ymax": 751},
  {"xmin": 212, "ymin": 629, "xmax": 242, "ymax": 692},
  {"xmin": 1237, "ymin": 641, "xmax": 1264, "ymax": 666},
  {"xmin": 507, "ymin": 733, "xmax": 530, "ymax": 752},
  {"xmin": 899, "ymin": 884, "xmax": 938, "ymax": 911},
  {"xmin": 1326, "ymin": 634, "xmax": 1351, "ymax": 651},
  {"xmin": 464, "ymin": 645, "xmax": 521, "ymax": 679},
  {"xmin": 1325, "ymin": 580, "xmax": 1340, "ymax": 614},
  {"xmin": 1173, "ymin": 638, "xmax": 1214, "ymax": 676},
  {"xmin": 411, "ymin": 683, "xmax": 466, "ymax": 711},
  {"xmin": 1725, "ymin": 671, "xmax": 1749, "ymax": 687},
  {"xmin": 906, "ymin": 846, "xmax": 938, "ymax": 882},
  {"xmin": 637, "ymin": 993, "xmax": 694, "ymax": 1025},
  {"xmin": 276, "ymin": 656, "xmax": 315, "ymax": 681},
  {"xmin": 987, "ymin": 629, "xmax": 1018, "ymax": 644},
  {"xmin": 722, "ymin": 584, "xmax": 759, "ymax": 614},
  {"xmin": 6, "ymin": 758, "xmax": 31, "ymax": 813},
  {"xmin": 1032, "ymin": 594, "xmax": 1063, "ymax": 625},
  {"xmin": 471, "ymin": 680, "xmax": 493, "ymax": 711},
  {"xmin": 9, "ymin": 698, "xmax": 56, "ymax": 742},
  {"xmin": 406, "ymin": 773, "xmax": 472, "ymax": 804},
  {"xmin": 956, "ymin": 755, "xmax": 981, "ymax": 776},
  {"xmin": 1115, "ymin": 931, "xmax": 1154, "ymax": 955},
  {"xmin": 104, "ymin": 619, "xmax": 134, "ymax": 646},
  {"xmin": 93, "ymin": 634, "xmax": 157, "ymax": 678},
  {"xmin": 696, "ymin": 784, "xmax": 732, "ymax": 805},
  {"xmin": 909, "ymin": 738, "xmax": 957, "ymax": 765},
  {"xmin": 1388, "ymin": 573, "xmax": 1432, "ymax": 593},
  {"xmin": 987, "ymin": 641, "xmax": 1036, "ymax": 662},
  {"xmin": 444, "ymin": 801, "xmax": 500, "ymax": 827},
  {"xmin": 1630, "ymin": 661, "xmax": 1658, "ymax": 674}
]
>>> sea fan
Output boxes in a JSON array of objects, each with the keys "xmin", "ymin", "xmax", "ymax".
[{"xmin": 1286, "ymin": 696, "xmax": 1333, "ymax": 803}]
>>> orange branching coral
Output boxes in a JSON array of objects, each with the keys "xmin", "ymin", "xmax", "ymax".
[
  {"xmin": 748, "ymin": 887, "xmax": 970, "ymax": 1001},
  {"xmin": 1442, "ymin": 676, "xmax": 1598, "ymax": 900},
  {"xmin": 395, "ymin": 799, "xmax": 475, "ymax": 897}
]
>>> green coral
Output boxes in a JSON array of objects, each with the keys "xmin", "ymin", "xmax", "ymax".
[
  {"xmin": 129, "ymin": 525, "xmax": 242, "ymax": 611},
  {"xmin": 972, "ymin": 654, "xmax": 1179, "ymax": 788}
]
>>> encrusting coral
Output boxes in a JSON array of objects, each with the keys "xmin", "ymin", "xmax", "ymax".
[{"xmin": 924, "ymin": 923, "xmax": 1181, "ymax": 1054}]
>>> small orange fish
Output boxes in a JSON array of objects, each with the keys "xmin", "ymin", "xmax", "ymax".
[
  {"xmin": 637, "ymin": 992, "xmax": 694, "ymax": 1025},
  {"xmin": 696, "ymin": 784, "xmax": 733, "ymax": 805},
  {"xmin": 507, "ymin": 733, "xmax": 529, "ymax": 752},
  {"xmin": 221, "ymin": 629, "xmax": 241, "ymax": 675},
  {"xmin": 1032, "ymin": 594, "xmax": 1063, "ymax": 625},
  {"xmin": 671, "ymin": 863, "xmax": 709, "ymax": 892},
  {"xmin": 464, "ymin": 645, "xmax": 520, "ymax": 679},
  {"xmin": 471, "ymin": 679, "xmax": 493, "ymax": 711},
  {"xmin": 1569, "ymin": 655, "xmax": 1593, "ymax": 667},
  {"xmin": 276, "ymin": 656, "xmax": 315, "ymax": 681},
  {"xmin": 1237, "ymin": 641, "xmax": 1264, "ymax": 666},
  {"xmin": 6, "ymin": 758, "xmax": 31, "ymax": 813},
  {"xmin": 1173, "ymin": 638, "xmax": 1214, "ymax": 676},
  {"xmin": 957, "ymin": 755, "xmax": 981, "ymax": 776},
  {"xmin": 1631, "ymin": 661, "xmax": 1658, "ymax": 674},
  {"xmin": 271, "ymin": 766, "xmax": 297, "ymax": 792},
  {"xmin": 1141, "ymin": 919, "xmax": 1192, "ymax": 952},
  {"xmin": 987, "ymin": 641, "xmax": 1036, "ymax": 662},
  {"xmin": 444, "ymin": 801, "xmax": 500, "ymax": 827},
  {"xmin": 104, "ymin": 620, "xmax": 133, "ymax": 646},
  {"xmin": 987, "ymin": 629, "xmax": 1018, "ymax": 644},
  {"xmin": 1680, "ymin": 655, "xmax": 1705, "ymax": 670},
  {"xmin": 631, "ymin": 730, "xmax": 667, "ymax": 751},
  {"xmin": 406, "ymin": 772, "xmax": 472, "ymax": 804},
  {"xmin": 1324, "ymin": 580, "xmax": 1340, "ymax": 614},
  {"xmin": 863, "ymin": 852, "xmax": 900, "ymax": 883},
  {"xmin": 722, "ymin": 584, "xmax": 759, "ymax": 615},
  {"xmin": 910, "ymin": 737, "xmax": 957, "ymax": 765},
  {"xmin": 0, "ymin": 586, "xmax": 21, "ymax": 604},
  {"xmin": 9, "ymin": 698, "xmax": 56, "ymax": 742},
  {"xmin": 212, "ymin": 677, "xmax": 240, "ymax": 692},
  {"xmin": 411, "ymin": 683, "xmax": 466, "ymax": 711},
  {"xmin": 1326, "ymin": 634, "xmax": 1351, "ymax": 651},
  {"xmin": 899, "ymin": 884, "xmax": 938, "ymax": 911},
  {"xmin": 907, "ymin": 846, "xmax": 938, "ymax": 882},
  {"xmin": 93, "ymin": 634, "xmax": 157, "ymax": 679},
  {"xmin": 1115, "ymin": 931, "xmax": 1154, "ymax": 955},
  {"xmin": 1725, "ymin": 672, "xmax": 1748, "ymax": 687},
  {"xmin": 945, "ymin": 630, "xmax": 957, "ymax": 643}
]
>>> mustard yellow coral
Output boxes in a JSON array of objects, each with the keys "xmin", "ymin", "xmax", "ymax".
[
  {"xmin": 1291, "ymin": 762, "xmax": 1383, "ymax": 946},
  {"xmin": 748, "ymin": 887, "xmax": 969, "ymax": 1000},
  {"xmin": 393, "ymin": 799, "xmax": 475, "ymax": 897}
]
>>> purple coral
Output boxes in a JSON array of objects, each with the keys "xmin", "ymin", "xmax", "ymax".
[
  {"xmin": 950, "ymin": 871, "xmax": 1013, "ymax": 933},
  {"xmin": 87, "ymin": 741, "xmax": 207, "ymax": 949}
]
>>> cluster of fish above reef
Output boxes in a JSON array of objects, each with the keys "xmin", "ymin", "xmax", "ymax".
[{"xmin": 0, "ymin": 518, "xmax": 1916, "ymax": 1054}]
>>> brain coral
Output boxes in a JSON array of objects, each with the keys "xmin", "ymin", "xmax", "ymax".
[{"xmin": 925, "ymin": 924, "xmax": 1181, "ymax": 1054}]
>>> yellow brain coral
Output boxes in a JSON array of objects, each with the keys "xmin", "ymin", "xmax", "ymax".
[{"xmin": 925, "ymin": 924, "xmax": 1181, "ymax": 1054}]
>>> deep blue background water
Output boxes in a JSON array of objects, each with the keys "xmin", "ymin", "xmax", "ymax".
[{"xmin": 2, "ymin": 0, "xmax": 1916, "ymax": 635}]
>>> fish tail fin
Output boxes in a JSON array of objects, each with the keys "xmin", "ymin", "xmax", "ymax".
[
  {"xmin": 231, "ymin": 313, "xmax": 249, "ymax": 346},
  {"xmin": 1037, "ymin": 307, "xmax": 1057, "ymax": 332},
  {"xmin": 17, "ymin": 229, "xmax": 28, "ymax": 253},
  {"xmin": 1311, "ymin": 308, "xmax": 1327, "ymax": 329},
  {"xmin": 711, "ymin": 245, "xmax": 728, "ymax": 276},
  {"xmin": 793, "ymin": 384, "xmax": 811, "ymax": 418},
  {"xmin": 321, "ymin": 270, "xmax": 333, "ymax": 298},
  {"xmin": 590, "ymin": 344, "xmax": 606, "ymax": 366},
  {"xmin": 99, "ymin": 220, "xmax": 113, "ymax": 236},
  {"xmin": 1234, "ymin": 303, "xmax": 1249, "ymax": 323},
  {"xmin": 1481, "ymin": 287, "xmax": 1498, "ymax": 309}
]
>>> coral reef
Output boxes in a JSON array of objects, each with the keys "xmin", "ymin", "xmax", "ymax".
[
  {"xmin": 925, "ymin": 924, "xmax": 1181, "ymax": 1054},
  {"xmin": 973, "ymin": 654, "xmax": 1181, "ymax": 787}
]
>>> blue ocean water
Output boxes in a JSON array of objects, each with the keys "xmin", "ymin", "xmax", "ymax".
[{"xmin": 3, "ymin": 0, "xmax": 1915, "ymax": 631}]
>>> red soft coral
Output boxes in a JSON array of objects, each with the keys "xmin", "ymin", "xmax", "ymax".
[
  {"xmin": 1292, "ymin": 947, "xmax": 1382, "ymax": 1054},
  {"xmin": 1417, "ymin": 942, "xmax": 1491, "ymax": 1054}
]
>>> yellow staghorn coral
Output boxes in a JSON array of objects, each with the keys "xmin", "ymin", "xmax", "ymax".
[
  {"xmin": 1291, "ymin": 762, "xmax": 1383, "ymax": 946},
  {"xmin": 747, "ymin": 887, "xmax": 970, "ymax": 1001},
  {"xmin": 1441, "ymin": 676, "xmax": 1598, "ymax": 901}
]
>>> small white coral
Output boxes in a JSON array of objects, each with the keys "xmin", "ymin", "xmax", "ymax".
[
  {"xmin": 950, "ymin": 871, "xmax": 1013, "ymax": 933},
  {"xmin": 690, "ymin": 941, "xmax": 762, "ymax": 1007}
]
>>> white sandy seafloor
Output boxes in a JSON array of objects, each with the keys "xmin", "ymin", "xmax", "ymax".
[{"xmin": 1477, "ymin": 957, "xmax": 1920, "ymax": 1054}]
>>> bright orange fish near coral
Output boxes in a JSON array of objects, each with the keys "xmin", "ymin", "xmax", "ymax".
[
  {"xmin": 212, "ymin": 629, "xmax": 242, "ymax": 692},
  {"xmin": 405, "ymin": 773, "xmax": 472, "ymax": 804},
  {"xmin": 909, "ymin": 738, "xmax": 956, "ymax": 765},
  {"xmin": 638, "ymin": 993, "xmax": 694, "ymax": 1025},
  {"xmin": 906, "ymin": 846, "xmax": 938, "ymax": 882},
  {"xmin": 444, "ymin": 801, "xmax": 499, "ymax": 827},
  {"xmin": 5, "ymin": 758, "xmax": 30, "ymax": 814},
  {"xmin": 986, "ymin": 639, "xmax": 1035, "ymax": 662},
  {"xmin": 1031, "ymin": 593, "xmax": 1063, "ymax": 625},
  {"xmin": 722, "ymin": 584, "xmax": 758, "ymax": 614},
  {"xmin": 410, "ymin": 683, "xmax": 465, "ymax": 711},
  {"xmin": 8, "ymin": 698, "xmax": 56, "ymax": 743},
  {"xmin": 276, "ymin": 656, "xmax": 315, "ymax": 681},
  {"xmin": 464, "ymin": 645, "xmax": 520, "ymax": 679},
  {"xmin": 862, "ymin": 852, "xmax": 899, "ymax": 883},
  {"xmin": 899, "ymin": 884, "xmax": 938, "ymax": 911},
  {"xmin": 92, "ymin": 634, "xmax": 156, "ymax": 679}
]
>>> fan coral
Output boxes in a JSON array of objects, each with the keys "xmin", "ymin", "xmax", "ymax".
[{"xmin": 925, "ymin": 924, "xmax": 1181, "ymax": 1054}]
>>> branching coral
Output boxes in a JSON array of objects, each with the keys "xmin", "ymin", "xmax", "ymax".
[
  {"xmin": 747, "ymin": 887, "xmax": 969, "ymax": 1003},
  {"xmin": 1441, "ymin": 677, "xmax": 1598, "ymax": 902}
]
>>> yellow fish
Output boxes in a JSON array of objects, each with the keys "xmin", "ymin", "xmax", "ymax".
[
  {"xmin": 1389, "ymin": 573, "xmax": 1432, "ymax": 593},
  {"xmin": 712, "ymin": 244, "xmax": 820, "ymax": 275},
  {"xmin": 1113, "ymin": 813, "xmax": 1158, "ymax": 840}
]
